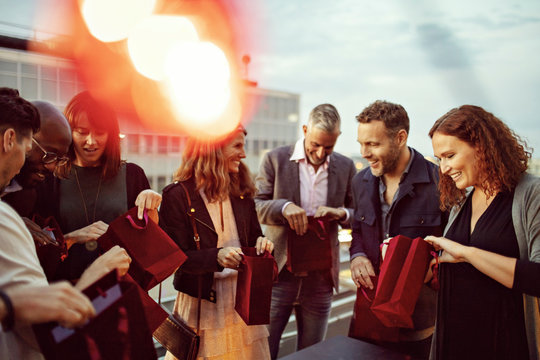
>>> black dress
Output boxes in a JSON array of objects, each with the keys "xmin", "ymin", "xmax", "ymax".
[{"xmin": 434, "ymin": 190, "xmax": 529, "ymax": 360}]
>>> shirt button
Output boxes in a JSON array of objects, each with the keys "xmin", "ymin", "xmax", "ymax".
[
  {"xmin": 361, "ymin": 216, "xmax": 365, "ymax": 221},
  {"xmin": 420, "ymin": 218, "xmax": 425, "ymax": 224}
]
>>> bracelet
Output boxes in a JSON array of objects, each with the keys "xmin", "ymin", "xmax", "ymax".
[{"xmin": 0, "ymin": 289, "xmax": 15, "ymax": 331}]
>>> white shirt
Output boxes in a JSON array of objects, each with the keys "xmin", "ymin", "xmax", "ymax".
[{"xmin": 0, "ymin": 199, "xmax": 47, "ymax": 360}]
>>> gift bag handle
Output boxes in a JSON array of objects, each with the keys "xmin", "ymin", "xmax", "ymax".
[{"xmin": 125, "ymin": 210, "xmax": 149, "ymax": 230}]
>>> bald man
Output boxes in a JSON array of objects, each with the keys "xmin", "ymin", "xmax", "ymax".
[{"xmin": 2, "ymin": 101, "xmax": 71, "ymax": 217}]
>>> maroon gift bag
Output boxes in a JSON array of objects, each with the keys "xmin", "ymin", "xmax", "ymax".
[
  {"xmin": 235, "ymin": 247, "xmax": 278, "ymax": 325},
  {"xmin": 123, "ymin": 273, "xmax": 168, "ymax": 332},
  {"xmin": 286, "ymin": 217, "xmax": 331, "ymax": 273},
  {"xmin": 33, "ymin": 270, "xmax": 157, "ymax": 360},
  {"xmin": 31, "ymin": 215, "xmax": 68, "ymax": 280},
  {"xmin": 370, "ymin": 235, "xmax": 432, "ymax": 328},
  {"xmin": 98, "ymin": 207, "xmax": 187, "ymax": 291},
  {"xmin": 348, "ymin": 276, "xmax": 400, "ymax": 342}
]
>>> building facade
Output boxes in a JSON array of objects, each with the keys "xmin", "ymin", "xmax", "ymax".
[{"xmin": 0, "ymin": 45, "xmax": 301, "ymax": 191}]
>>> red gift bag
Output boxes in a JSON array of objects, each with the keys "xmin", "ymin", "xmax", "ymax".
[
  {"xmin": 348, "ymin": 276, "xmax": 400, "ymax": 342},
  {"xmin": 235, "ymin": 247, "xmax": 278, "ymax": 325},
  {"xmin": 370, "ymin": 235, "xmax": 432, "ymax": 328},
  {"xmin": 286, "ymin": 217, "xmax": 331, "ymax": 273},
  {"xmin": 31, "ymin": 215, "xmax": 68, "ymax": 280},
  {"xmin": 123, "ymin": 273, "xmax": 168, "ymax": 332},
  {"xmin": 98, "ymin": 207, "xmax": 187, "ymax": 291},
  {"xmin": 33, "ymin": 270, "xmax": 157, "ymax": 360}
]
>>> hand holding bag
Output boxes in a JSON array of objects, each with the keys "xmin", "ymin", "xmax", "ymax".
[
  {"xmin": 33, "ymin": 270, "xmax": 157, "ymax": 360},
  {"xmin": 370, "ymin": 235, "xmax": 432, "ymax": 328},
  {"xmin": 31, "ymin": 215, "xmax": 68, "ymax": 280},
  {"xmin": 235, "ymin": 247, "xmax": 278, "ymax": 325},
  {"xmin": 98, "ymin": 207, "xmax": 188, "ymax": 291},
  {"xmin": 348, "ymin": 276, "xmax": 400, "ymax": 342},
  {"xmin": 153, "ymin": 182, "xmax": 201, "ymax": 360},
  {"xmin": 286, "ymin": 216, "xmax": 332, "ymax": 273}
]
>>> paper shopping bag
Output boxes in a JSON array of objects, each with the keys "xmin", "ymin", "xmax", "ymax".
[
  {"xmin": 370, "ymin": 235, "xmax": 432, "ymax": 328},
  {"xmin": 348, "ymin": 276, "xmax": 400, "ymax": 342},
  {"xmin": 98, "ymin": 207, "xmax": 187, "ymax": 291},
  {"xmin": 286, "ymin": 217, "xmax": 332, "ymax": 273},
  {"xmin": 235, "ymin": 247, "xmax": 278, "ymax": 325},
  {"xmin": 33, "ymin": 270, "xmax": 157, "ymax": 360}
]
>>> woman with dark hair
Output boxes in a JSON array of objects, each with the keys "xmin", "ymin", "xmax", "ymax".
[
  {"xmin": 35, "ymin": 91, "xmax": 161, "ymax": 281},
  {"xmin": 425, "ymin": 105, "xmax": 540, "ymax": 360},
  {"xmin": 159, "ymin": 126, "xmax": 273, "ymax": 360}
]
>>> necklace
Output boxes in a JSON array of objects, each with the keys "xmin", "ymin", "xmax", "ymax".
[{"xmin": 74, "ymin": 167, "xmax": 103, "ymax": 251}]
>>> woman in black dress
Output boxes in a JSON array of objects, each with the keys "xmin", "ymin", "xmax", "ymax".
[{"xmin": 426, "ymin": 105, "xmax": 540, "ymax": 360}]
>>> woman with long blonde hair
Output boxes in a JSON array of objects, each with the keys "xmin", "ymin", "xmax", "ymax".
[{"xmin": 160, "ymin": 126, "xmax": 273, "ymax": 360}]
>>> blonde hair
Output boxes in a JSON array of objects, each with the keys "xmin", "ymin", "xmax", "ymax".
[{"xmin": 174, "ymin": 128, "xmax": 254, "ymax": 202}]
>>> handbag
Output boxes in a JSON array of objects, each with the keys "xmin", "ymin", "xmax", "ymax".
[
  {"xmin": 33, "ymin": 270, "xmax": 157, "ymax": 360},
  {"xmin": 98, "ymin": 207, "xmax": 188, "ymax": 291},
  {"xmin": 286, "ymin": 216, "xmax": 332, "ymax": 273},
  {"xmin": 235, "ymin": 247, "xmax": 278, "ymax": 325},
  {"xmin": 348, "ymin": 276, "xmax": 400, "ymax": 342},
  {"xmin": 370, "ymin": 235, "xmax": 432, "ymax": 328},
  {"xmin": 153, "ymin": 182, "xmax": 201, "ymax": 360},
  {"xmin": 31, "ymin": 215, "xmax": 68, "ymax": 280}
]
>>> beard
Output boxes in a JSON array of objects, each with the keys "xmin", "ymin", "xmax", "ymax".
[{"xmin": 371, "ymin": 143, "xmax": 401, "ymax": 177}]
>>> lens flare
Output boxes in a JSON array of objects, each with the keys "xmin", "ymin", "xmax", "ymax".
[
  {"xmin": 128, "ymin": 15, "xmax": 198, "ymax": 80},
  {"xmin": 81, "ymin": 0, "xmax": 156, "ymax": 42},
  {"xmin": 163, "ymin": 41, "xmax": 234, "ymax": 135}
]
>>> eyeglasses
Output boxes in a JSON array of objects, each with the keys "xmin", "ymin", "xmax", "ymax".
[{"xmin": 32, "ymin": 138, "xmax": 69, "ymax": 166}]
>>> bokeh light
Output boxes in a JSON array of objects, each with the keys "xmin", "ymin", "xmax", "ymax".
[
  {"xmin": 81, "ymin": 0, "xmax": 156, "ymax": 42},
  {"xmin": 163, "ymin": 41, "xmax": 235, "ymax": 136},
  {"xmin": 128, "ymin": 15, "xmax": 198, "ymax": 80}
]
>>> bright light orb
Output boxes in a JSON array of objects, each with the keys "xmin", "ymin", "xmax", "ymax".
[
  {"xmin": 81, "ymin": 0, "xmax": 156, "ymax": 42},
  {"xmin": 128, "ymin": 15, "xmax": 198, "ymax": 80},
  {"xmin": 164, "ymin": 42, "xmax": 234, "ymax": 135}
]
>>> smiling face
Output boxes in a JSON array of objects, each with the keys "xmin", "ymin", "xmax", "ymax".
[
  {"xmin": 1, "ymin": 129, "xmax": 32, "ymax": 192},
  {"xmin": 72, "ymin": 113, "xmax": 109, "ymax": 167},
  {"xmin": 222, "ymin": 131, "xmax": 246, "ymax": 173},
  {"xmin": 432, "ymin": 132, "xmax": 479, "ymax": 190},
  {"xmin": 303, "ymin": 124, "xmax": 339, "ymax": 168},
  {"xmin": 357, "ymin": 120, "xmax": 402, "ymax": 177}
]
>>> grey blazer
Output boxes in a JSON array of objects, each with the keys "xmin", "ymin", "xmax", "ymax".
[{"xmin": 254, "ymin": 144, "xmax": 356, "ymax": 291}]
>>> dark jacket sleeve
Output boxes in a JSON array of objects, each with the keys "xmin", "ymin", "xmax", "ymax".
[
  {"xmin": 159, "ymin": 182, "xmax": 222, "ymax": 275},
  {"xmin": 125, "ymin": 162, "xmax": 151, "ymax": 209}
]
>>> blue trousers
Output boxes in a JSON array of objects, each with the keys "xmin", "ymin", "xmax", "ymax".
[{"xmin": 268, "ymin": 268, "xmax": 333, "ymax": 359}]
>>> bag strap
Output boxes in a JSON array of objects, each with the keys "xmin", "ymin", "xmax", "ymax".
[{"xmin": 179, "ymin": 182, "xmax": 202, "ymax": 336}]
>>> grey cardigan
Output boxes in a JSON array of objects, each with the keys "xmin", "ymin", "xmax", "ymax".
[{"xmin": 439, "ymin": 173, "xmax": 540, "ymax": 360}]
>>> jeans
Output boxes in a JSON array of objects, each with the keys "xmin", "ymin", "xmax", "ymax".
[{"xmin": 268, "ymin": 268, "xmax": 333, "ymax": 359}]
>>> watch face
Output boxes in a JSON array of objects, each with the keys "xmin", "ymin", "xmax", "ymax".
[{"xmin": 85, "ymin": 240, "xmax": 98, "ymax": 251}]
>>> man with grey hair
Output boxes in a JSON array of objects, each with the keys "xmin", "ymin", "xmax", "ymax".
[{"xmin": 255, "ymin": 103, "xmax": 356, "ymax": 358}]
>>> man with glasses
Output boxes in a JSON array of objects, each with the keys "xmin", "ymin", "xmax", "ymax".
[
  {"xmin": 3, "ymin": 101, "xmax": 70, "ymax": 200},
  {"xmin": 2, "ymin": 101, "xmax": 71, "ymax": 242}
]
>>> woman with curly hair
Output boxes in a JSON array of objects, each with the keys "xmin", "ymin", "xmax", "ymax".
[
  {"xmin": 425, "ymin": 105, "xmax": 540, "ymax": 360},
  {"xmin": 159, "ymin": 126, "xmax": 274, "ymax": 360}
]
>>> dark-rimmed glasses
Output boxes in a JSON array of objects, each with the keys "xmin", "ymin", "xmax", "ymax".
[{"xmin": 32, "ymin": 138, "xmax": 69, "ymax": 166}]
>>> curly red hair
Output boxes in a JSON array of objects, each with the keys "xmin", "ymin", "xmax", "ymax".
[{"xmin": 429, "ymin": 105, "xmax": 531, "ymax": 210}]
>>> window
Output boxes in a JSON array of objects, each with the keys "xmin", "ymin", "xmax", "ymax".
[
  {"xmin": 142, "ymin": 135, "xmax": 154, "ymax": 154},
  {"xmin": 127, "ymin": 134, "xmax": 139, "ymax": 153},
  {"xmin": 157, "ymin": 136, "xmax": 168, "ymax": 154},
  {"xmin": 170, "ymin": 137, "xmax": 181, "ymax": 153},
  {"xmin": 157, "ymin": 176, "xmax": 167, "ymax": 192}
]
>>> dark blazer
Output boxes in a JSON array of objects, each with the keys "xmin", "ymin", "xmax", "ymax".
[
  {"xmin": 350, "ymin": 148, "xmax": 447, "ymax": 270},
  {"xmin": 255, "ymin": 144, "xmax": 356, "ymax": 291},
  {"xmin": 159, "ymin": 177, "xmax": 263, "ymax": 302}
]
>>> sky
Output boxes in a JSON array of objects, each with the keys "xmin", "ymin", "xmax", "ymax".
[{"xmin": 1, "ymin": 0, "xmax": 539, "ymax": 158}]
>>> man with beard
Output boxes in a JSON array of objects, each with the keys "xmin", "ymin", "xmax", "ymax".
[
  {"xmin": 255, "ymin": 104, "xmax": 356, "ymax": 359},
  {"xmin": 349, "ymin": 100, "xmax": 446, "ymax": 359}
]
